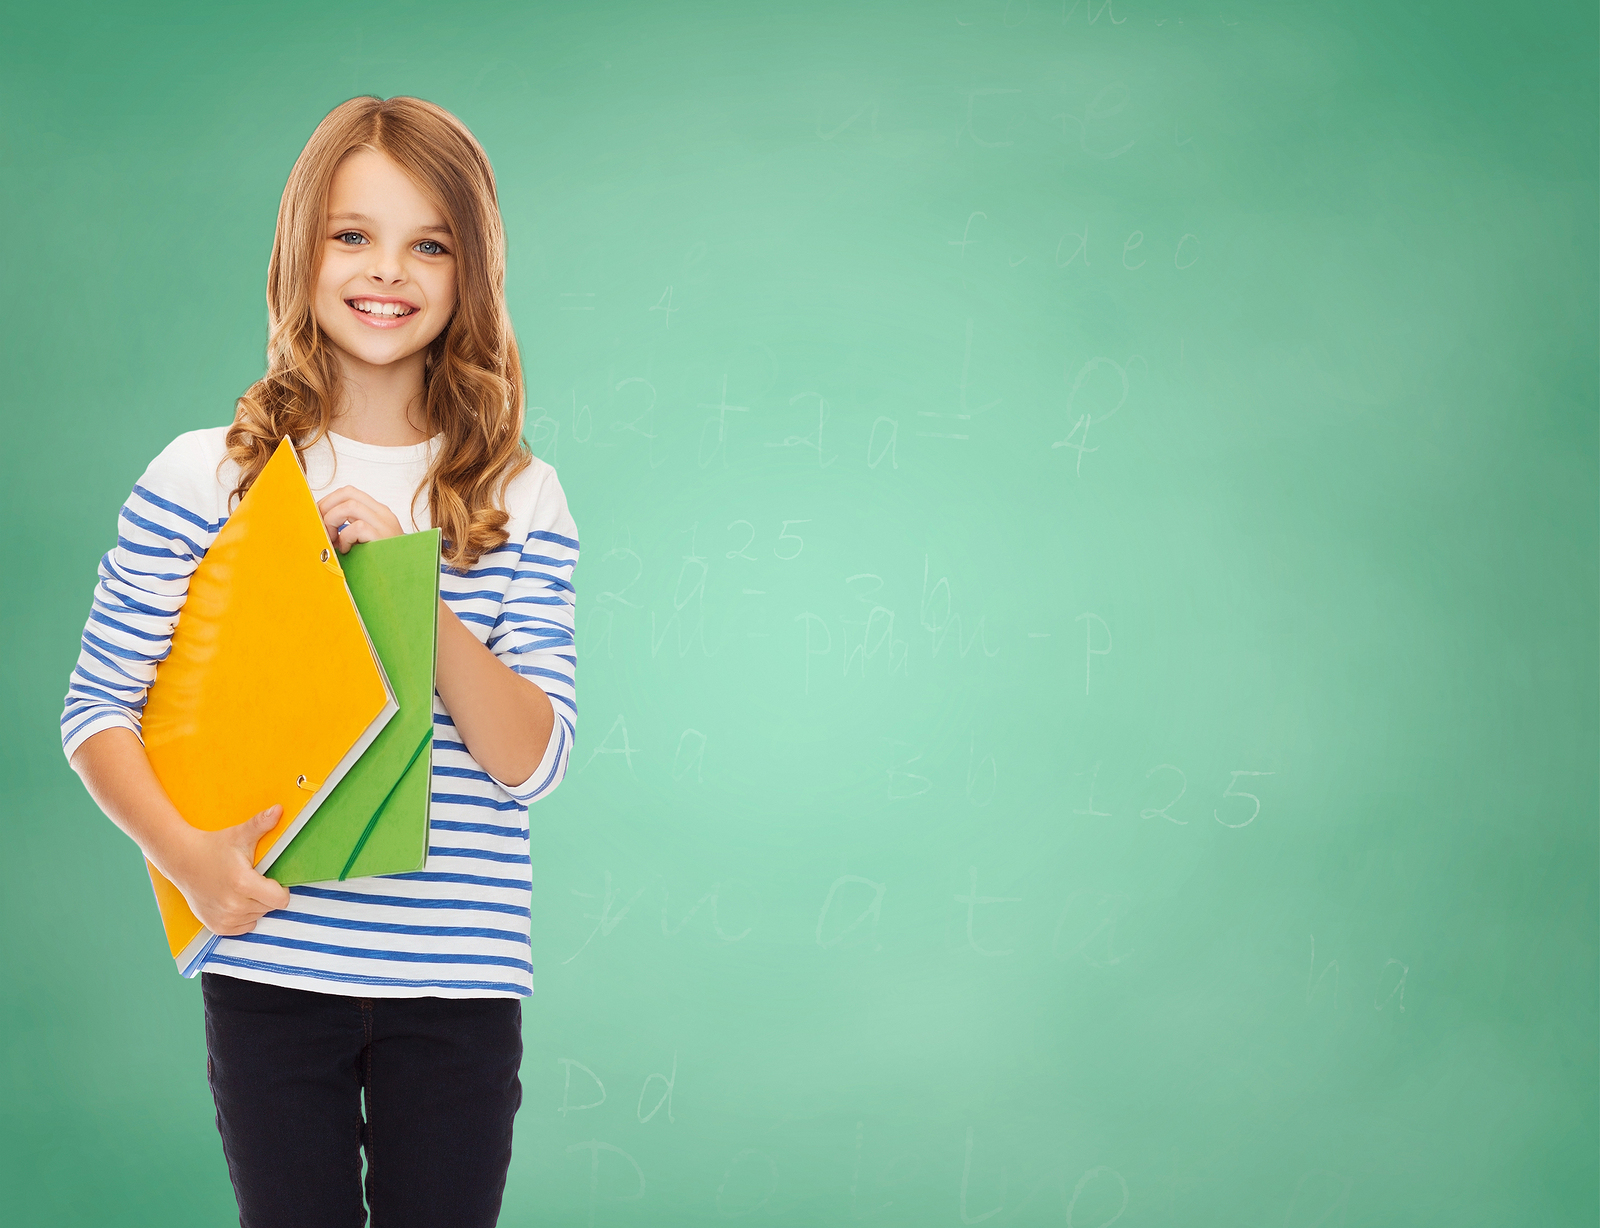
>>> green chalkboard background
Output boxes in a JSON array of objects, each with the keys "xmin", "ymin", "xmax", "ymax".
[{"xmin": 2, "ymin": 1, "xmax": 1596, "ymax": 1224}]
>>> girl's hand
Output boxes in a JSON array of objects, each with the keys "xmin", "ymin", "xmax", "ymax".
[
  {"xmin": 317, "ymin": 486, "xmax": 404, "ymax": 554},
  {"xmin": 163, "ymin": 804, "xmax": 293, "ymax": 936}
]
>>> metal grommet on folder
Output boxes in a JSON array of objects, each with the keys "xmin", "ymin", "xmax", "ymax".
[{"xmin": 296, "ymin": 774, "xmax": 321, "ymax": 791}]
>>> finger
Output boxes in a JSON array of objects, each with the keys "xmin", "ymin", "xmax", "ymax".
[
  {"xmin": 245, "ymin": 873, "xmax": 293, "ymax": 911},
  {"xmin": 320, "ymin": 495, "xmax": 374, "ymax": 521},
  {"xmin": 317, "ymin": 486, "xmax": 376, "ymax": 513},
  {"xmin": 242, "ymin": 804, "xmax": 284, "ymax": 833},
  {"xmin": 320, "ymin": 502, "xmax": 367, "ymax": 539},
  {"xmin": 207, "ymin": 900, "xmax": 265, "ymax": 934},
  {"xmin": 324, "ymin": 499, "xmax": 402, "ymax": 541},
  {"xmin": 321, "ymin": 497, "xmax": 403, "ymax": 547},
  {"xmin": 228, "ymin": 805, "xmax": 283, "ymax": 854},
  {"xmin": 320, "ymin": 491, "xmax": 387, "ymax": 525},
  {"xmin": 216, "ymin": 877, "xmax": 280, "ymax": 922},
  {"xmin": 335, "ymin": 520, "xmax": 378, "ymax": 552}
]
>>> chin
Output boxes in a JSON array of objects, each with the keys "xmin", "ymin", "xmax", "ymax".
[{"xmin": 354, "ymin": 344, "xmax": 414, "ymax": 366}]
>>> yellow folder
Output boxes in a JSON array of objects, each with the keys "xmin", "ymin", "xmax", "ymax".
[{"xmin": 140, "ymin": 437, "xmax": 397, "ymax": 974}]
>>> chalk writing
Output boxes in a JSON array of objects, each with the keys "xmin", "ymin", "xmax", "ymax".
[
  {"xmin": 566, "ymin": 1140, "xmax": 644, "ymax": 1228},
  {"xmin": 816, "ymin": 875, "xmax": 886, "ymax": 949},
  {"xmin": 960, "ymin": 1126, "xmax": 1006, "ymax": 1223},
  {"xmin": 955, "ymin": 867, "xmax": 1023, "ymax": 957}
]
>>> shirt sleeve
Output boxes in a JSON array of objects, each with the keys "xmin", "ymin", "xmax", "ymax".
[
  {"xmin": 60, "ymin": 434, "xmax": 225, "ymax": 763},
  {"xmin": 479, "ymin": 465, "xmax": 579, "ymax": 805}
]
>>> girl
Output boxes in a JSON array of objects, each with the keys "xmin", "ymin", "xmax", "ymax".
[{"xmin": 60, "ymin": 96, "xmax": 577, "ymax": 1227}]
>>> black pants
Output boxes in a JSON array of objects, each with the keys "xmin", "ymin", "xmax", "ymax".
[{"xmin": 202, "ymin": 971, "xmax": 523, "ymax": 1228}]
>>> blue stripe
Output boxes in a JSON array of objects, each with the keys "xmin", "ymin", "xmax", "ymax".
[
  {"xmin": 528, "ymin": 528, "xmax": 580, "ymax": 550},
  {"xmin": 227, "ymin": 931, "xmax": 534, "ymax": 972},
  {"xmin": 382, "ymin": 871, "xmax": 533, "ymax": 890},
  {"xmin": 117, "ymin": 534, "xmax": 194, "ymax": 562},
  {"xmin": 512, "ymin": 665, "xmax": 576, "ymax": 697},
  {"xmin": 431, "ymin": 792, "xmax": 523, "ymax": 813},
  {"xmin": 72, "ymin": 662, "xmax": 144, "ymax": 696},
  {"xmin": 270, "ymin": 909, "xmax": 529, "ymax": 945},
  {"xmin": 61, "ymin": 708, "xmax": 125, "ymax": 745},
  {"xmin": 504, "ymin": 640, "xmax": 574, "ymax": 658},
  {"xmin": 496, "ymin": 617, "xmax": 574, "ymax": 637},
  {"xmin": 502, "ymin": 592, "xmax": 566, "ymax": 606},
  {"xmin": 453, "ymin": 566, "xmax": 575, "ymax": 592},
  {"xmin": 82, "ymin": 627, "xmax": 162, "ymax": 665},
  {"xmin": 101, "ymin": 558, "xmax": 188, "ymax": 593},
  {"xmin": 501, "ymin": 606, "xmax": 576, "ymax": 624},
  {"xmin": 120, "ymin": 506, "xmax": 205, "ymax": 558},
  {"xmin": 430, "ymin": 818, "xmax": 530, "ymax": 837},
  {"xmin": 514, "ymin": 664, "xmax": 573, "ymax": 687},
  {"xmin": 450, "ymin": 566, "xmax": 518, "ymax": 583},
  {"xmin": 110, "ymin": 565, "xmax": 190, "ymax": 582},
  {"xmin": 427, "ymin": 846, "xmax": 532, "ymax": 866},
  {"xmin": 509, "ymin": 570, "xmax": 575, "ymax": 592},
  {"xmin": 131, "ymin": 482, "xmax": 223, "ymax": 534},
  {"xmin": 65, "ymin": 681, "xmax": 145, "ymax": 711},
  {"xmin": 291, "ymin": 886, "xmax": 529, "ymax": 917},
  {"xmin": 78, "ymin": 638, "xmax": 149, "ymax": 685},
  {"xmin": 497, "ymin": 623, "xmax": 575, "ymax": 642},
  {"xmin": 526, "ymin": 722, "xmax": 568, "ymax": 799},
  {"xmin": 198, "ymin": 954, "xmax": 529, "ymax": 996},
  {"xmin": 94, "ymin": 572, "xmax": 179, "ymax": 618},
  {"xmin": 492, "ymin": 637, "xmax": 574, "ymax": 662},
  {"xmin": 86, "ymin": 608, "xmax": 171, "ymax": 644},
  {"xmin": 433, "ymin": 764, "xmax": 493, "ymax": 782}
]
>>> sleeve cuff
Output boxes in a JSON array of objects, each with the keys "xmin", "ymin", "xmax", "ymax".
[
  {"xmin": 61, "ymin": 709, "xmax": 142, "ymax": 764},
  {"xmin": 483, "ymin": 713, "xmax": 571, "ymax": 804}
]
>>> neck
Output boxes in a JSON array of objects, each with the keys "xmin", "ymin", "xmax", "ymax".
[{"xmin": 327, "ymin": 347, "xmax": 434, "ymax": 446}]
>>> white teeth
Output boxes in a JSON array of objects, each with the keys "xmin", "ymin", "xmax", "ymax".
[{"xmin": 351, "ymin": 300, "xmax": 414, "ymax": 316}]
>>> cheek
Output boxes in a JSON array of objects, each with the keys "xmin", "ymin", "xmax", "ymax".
[
  {"xmin": 312, "ymin": 276, "xmax": 342, "ymax": 326},
  {"xmin": 437, "ymin": 274, "xmax": 458, "ymax": 318},
  {"xmin": 429, "ymin": 277, "xmax": 458, "ymax": 334}
]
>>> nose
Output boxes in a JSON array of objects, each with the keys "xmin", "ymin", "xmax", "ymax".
[{"xmin": 364, "ymin": 243, "xmax": 408, "ymax": 284}]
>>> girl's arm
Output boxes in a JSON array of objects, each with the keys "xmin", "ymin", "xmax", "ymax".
[
  {"xmin": 320, "ymin": 475, "xmax": 579, "ymax": 794},
  {"xmin": 434, "ymin": 601, "xmax": 555, "ymax": 788},
  {"xmin": 70, "ymin": 729, "xmax": 291, "ymax": 934},
  {"xmin": 61, "ymin": 431, "xmax": 292, "ymax": 936}
]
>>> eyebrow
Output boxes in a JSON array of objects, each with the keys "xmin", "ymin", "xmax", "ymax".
[{"xmin": 328, "ymin": 211, "xmax": 453, "ymax": 236}]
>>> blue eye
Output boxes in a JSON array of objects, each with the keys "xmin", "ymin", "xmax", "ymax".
[{"xmin": 331, "ymin": 231, "xmax": 447, "ymax": 255}]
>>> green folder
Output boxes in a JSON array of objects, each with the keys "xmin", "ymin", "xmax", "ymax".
[{"xmin": 269, "ymin": 529, "xmax": 440, "ymax": 885}]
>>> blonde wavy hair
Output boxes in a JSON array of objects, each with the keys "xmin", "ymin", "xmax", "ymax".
[{"xmin": 222, "ymin": 94, "xmax": 531, "ymax": 573}]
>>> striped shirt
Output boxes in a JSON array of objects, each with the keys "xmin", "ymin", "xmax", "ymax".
[{"xmin": 60, "ymin": 426, "xmax": 578, "ymax": 999}]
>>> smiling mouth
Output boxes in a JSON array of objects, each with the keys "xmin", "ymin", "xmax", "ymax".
[{"xmin": 346, "ymin": 298, "xmax": 418, "ymax": 318}]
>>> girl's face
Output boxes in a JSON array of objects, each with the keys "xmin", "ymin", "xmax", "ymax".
[{"xmin": 313, "ymin": 148, "xmax": 457, "ymax": 373}]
